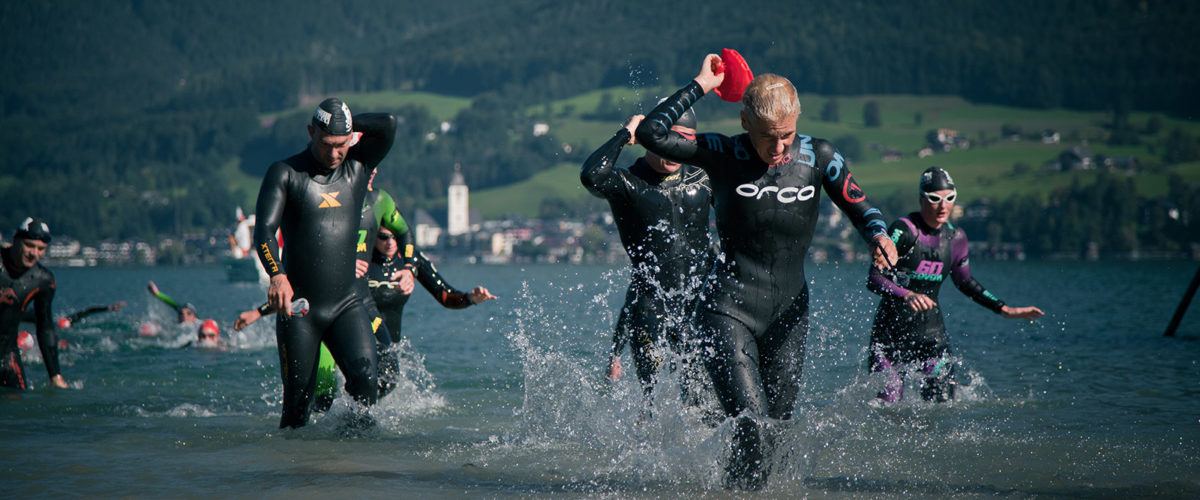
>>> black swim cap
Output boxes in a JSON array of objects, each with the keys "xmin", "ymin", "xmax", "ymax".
[
  {"xmin": 657, "ymin": 98, "xmax": 697, "ymax": 130},
  {"xmin": 311, "ymin": 97, "xmax": 353, "ymax": 136},
  {"xmin": 13, "ymin": 217, "xmax": 51, "ymax": 243},
  {"xmin": 919, "ymin": 167, "xmax": 955, "ymax": 192}
]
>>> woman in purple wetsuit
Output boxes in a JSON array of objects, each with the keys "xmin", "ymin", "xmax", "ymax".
[
  {"xmin": 867, "ymin": 167, "xmax": 1044, "ymax": 403},
  {"xmin": 637, "ymin": 54, "xmax": 898, "ymax": 490}
]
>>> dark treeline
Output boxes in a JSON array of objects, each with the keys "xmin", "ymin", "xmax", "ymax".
[{"xmin": 1, "ymin": 0, "xmax": 1198, "ymax": 244}]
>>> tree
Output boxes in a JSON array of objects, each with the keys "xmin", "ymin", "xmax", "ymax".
[
  {"xmin": 863, "ymin": 101, "xmax": 881, "ymax": 128},
  {"xmin": 820, "ymin": 99, "xmax": 839, "ymax": 123}
]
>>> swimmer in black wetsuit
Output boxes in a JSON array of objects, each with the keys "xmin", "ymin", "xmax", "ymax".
[
  {"xmin": 636, "ymin": 54, "xmax": 898, "ymax": 490},
  {"xmin": 581, "ymin": 111, "xmax": 714, "ymax": 403},
  {"xmin": 367, "ymin": 226, "xmax": 496, "ymax": 340},
  {"xmin": 254, "ymin": 97, "xmax": 398, "ymax": 428},
  {"xmin": 867, "ymin": 167, "xmax": 1044, "ymax": 403},
  {"xmin": 0, "ymin": 217, "xmax": 68, "ymax": 390}
]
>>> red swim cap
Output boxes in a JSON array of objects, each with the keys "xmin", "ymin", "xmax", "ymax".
[
  {"xmin": 18, "ymin": 331, "xmax": 34, "ymax": 350},
  {"xmin": 713, "ymin": 48, "xmax": 754, "ymax": 103},
  {"xmin": 200, "ymin": 319, "xmax": 220, "ymax": 337},
  {"xmin": 139, "ymin": 322, "xmax": 161, "ymax": 337},
  {"xmin": 57, "ymin": 317, "xmax": 71, "ymax": 329}
]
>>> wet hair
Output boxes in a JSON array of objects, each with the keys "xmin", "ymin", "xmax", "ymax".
[
  {"xmin": 919, "ymin": 167, "xmax": 956, "ymax": 192},
  {"xmin": 741, "ymin": 74, "xmax": 800, "ymax": 124},
  {"xmin": 311, "ymin": 97, "xmax": 353, "ymax": 136},
  {"xmin": 13, "ymin": 217, "xmax": 51, "ymax": 243}
]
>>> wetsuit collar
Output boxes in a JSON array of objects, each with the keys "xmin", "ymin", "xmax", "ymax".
[{"xmin": 631, "ymin": 157, "xmax": 678, "ymax": 184}]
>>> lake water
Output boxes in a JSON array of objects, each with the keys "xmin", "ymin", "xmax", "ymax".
[{"xmin": 2, "ymin": 260, "xmax": 1198, "ymax": 498}]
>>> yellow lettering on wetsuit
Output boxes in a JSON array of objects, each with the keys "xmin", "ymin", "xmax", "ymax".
[{"xmin": 260, "ymin": 242, "xmax": 279, "ymax": 273}]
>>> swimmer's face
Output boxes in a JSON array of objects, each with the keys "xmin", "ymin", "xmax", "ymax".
[
  {"xmin": 179, "ymin": 308, "xmax": 197, "ymax": 324},
  {"xmin": 647, "ymin": 125, "xmax": 696, "ymax": 174},
  {"xmin": 307, "ymin": 126, "xmax": 357, "ymax": 169},
  {"xmin": 742, "ymin": 112, "xmax": 798, "ymax": 166},
  {"xmin": 376, "ymin": 228, "xmax": 398, "ymax": 257},
  {"xmin": 920, "ymin": 189, "xmax": 956, "ymax": 228},
  {"xmin": 14, "ymin": 238, "xmax": 47, "ymax": 269},
  {"xmin": 197, "ymin": 329, "xmax": 219, "ymax": 345}
]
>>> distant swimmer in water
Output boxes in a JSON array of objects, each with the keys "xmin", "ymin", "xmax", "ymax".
[
  {"xmin": 867, "ymin": 167, "xmax": 1044, "ymax": 403},
  {"xmin": 367, "ymin": 227, "xmax": 497, "ymax": 341},
  {"xmin": 23, "ymin": 301, "xmax": 126, "ymax": 330},
  {"xmin": 580, "ymin": 110, "xmax": 714, "ymax": 407},
  {"xmin": 636, "ymin": 54, "xmax": 898, "ymax": 490},
  {"xmin": 254, "ymin": 97, "xmax": 398, "ymax": 428},
  {"xmin": 0, "ymin": 217, "xmax": 69, "ymax": 389}
]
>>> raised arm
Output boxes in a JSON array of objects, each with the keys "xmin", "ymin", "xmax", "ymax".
[
  {"xmin": 348, "ymin": 113, "xmax": 398, "ymax": 171},
  {"xmin": 581, "ymin": 115, "xmax": 641, "ymax": 199},
  {"xmin": 635, "ymin": 54, "xmax": 724, "ymax": 165}
]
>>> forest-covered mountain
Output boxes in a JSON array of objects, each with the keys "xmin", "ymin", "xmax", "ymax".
[{"xmin": 1, "ymin": 0, "xmax": 1197, "ymax": 242}]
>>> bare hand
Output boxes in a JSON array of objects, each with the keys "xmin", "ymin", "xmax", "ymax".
[
  {"xmin": 109, "ymin": 301, "xmax": 126, "ymax": 311},
  {"xmin": 1001, "ymin": 305, "xmax": 1045, "ymax": 321},
  {"xmin": 872, "ymin": 234, "xmax": 899, "ymax": 271},
  {"xmin": 268, "ymin": 274, "xmax": 294, "ymax": 316},
  {"xmin": 234, "ymin": 309, "xmax": 262, "ymax": 331},
  {"xmin": 355, "ymin": 259, "xmax": 369, "ymax": 278},
  {"xmin": 905, "ymin": 292, "xmax": 937, "ymax": 312},
  {"xmin": 607, "ymin": 357, "xmax": 623, "ymax": 381},
  {"xmin": 468, "ymin": 286, "xmax": 498, "ymax": 304},
  {"xmin": 146, "ymin": 281, "xmax": 159, "ymax": 296},
  {"xmin": 694, "ymin": 53, "xmax": 726, "ymax": 94},
  {"xmin": 50, "ymin": 374, "xmax": 68, "ymax": 389},
  {"xmin": 623, "ymin": 115, "xmax": 645, "ymax": 144},
  {"xmin": 392, "ymin": 269, "xmax": 415, "ymax": 295}
]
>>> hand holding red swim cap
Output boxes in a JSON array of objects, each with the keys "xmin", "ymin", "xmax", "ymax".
[{"xmin": 712, "ymin": 48, "xmax": 754, "ymax": 103}]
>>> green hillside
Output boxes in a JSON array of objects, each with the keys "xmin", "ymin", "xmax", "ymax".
[{"xmin": 468, "ymin": 89, "xmax": 1200, "ymax": 218}]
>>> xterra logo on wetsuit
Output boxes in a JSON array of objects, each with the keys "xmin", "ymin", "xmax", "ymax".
[{"xmin": 318, "ymin": 192, "xmax": 342, "ymax": 208}]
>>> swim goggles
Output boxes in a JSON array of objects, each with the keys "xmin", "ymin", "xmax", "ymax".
[{"xmin": 922, "ymin": 190, "xmax": 957, "ymax": 204}]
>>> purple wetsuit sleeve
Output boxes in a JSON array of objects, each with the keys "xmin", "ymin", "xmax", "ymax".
[{"xmin": 949, "ymin": 228, "xmax": 1006, "ymax": 313}]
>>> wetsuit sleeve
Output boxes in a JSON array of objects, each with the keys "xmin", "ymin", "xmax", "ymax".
[
  {"xmin": 949, "ymin": 228, "xmax": 1006, "ymax": 313},
  {"xmin": 867, "ymin": 219, "xmax": 916, "ymax": 298},
  {"xmin": 814, "ymin": 139, "xmax": 888, "ymax": 243},
  {"xmin": 64, "ymin": 306, "xmax": 112, "ymax": 324},
  {"xmin": 32, "ymin": 273, "xmax": 60, "ymax": 378},
  {"xmin": 580, "ymin": 128, "xmax": 633, "ymax": 200},
  {"xmin": 151, "ymin": 291, "xmax": 183, "ymax": 313},
  {"xmin": 413, "ymin": 252, "xmax": 471, "ymax": 309},
  {"xmin": 254, "ymin": 162, "xmax": 289, "ymax": 278},
  {"xmin": 635, "ymin": 81, "xmax": 723, "ymax": 167},
  {"xmin": 348, "ymin": 113, "xmax": 398, "ymax": 171}
]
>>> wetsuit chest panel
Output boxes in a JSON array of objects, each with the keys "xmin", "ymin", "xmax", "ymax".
[
  {"xmin": 0, "ymin": 259, "xmax": 53, "ymax": 353},
  {"xmin": 610, "ymin": 161, "xmax": 713, "ymax": 284},
  {"xmin": 896, "ymin": 215, "xmax": 954, "ymax": 301},
  {"xmin": 278, "ymin": 153, "xmax": 369, "ymax": 303},
  {"xmin": 702, "ymin": 133, "xmax": 823, "ymax": 298}
]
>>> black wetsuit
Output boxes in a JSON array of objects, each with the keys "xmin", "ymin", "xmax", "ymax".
[
  {"xmin": 352, "ymin": 187, "xmax": 414, "ymax": 399},
  {"xmin": 866, "ymin": 214, "xmax": 1005, "ymax": 401},
  {"xmin": 254, "ymin": 113, "xmax": 397, "ymax": 428},
  {"xmin": 0, "ymin": 249, "xmax": 58, "ymax": 390},
  {"xmin": 580, "ymin": 127, "xmax": 714, "ymax": 396},
  {"xmin": 368, "ymin": 250, "xmax": 474, "ymax": 341},
  {"xmin": 637, "ymin": 81, "xmax": 888, "ymax": 487}
]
